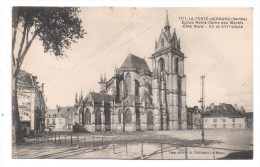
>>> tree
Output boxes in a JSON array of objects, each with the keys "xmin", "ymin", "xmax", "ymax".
[{"xmin": 12, "ymin": 7, "xmax": 86, "ymax": 144}]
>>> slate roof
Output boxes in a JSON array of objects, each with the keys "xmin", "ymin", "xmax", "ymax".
[
  {"xmin": 187, "ymin": 106, "xmax": 200, "ymax": 113},
  {"xmin": 204, "ymin": 103, "xmax": 245, "ymax": 118},
  {"xmin": 17, "ymin": 70, "xmax": 35, "ymax": 88},
  {"xmin": 84, "ymin": 92, "xmax": 113, "ymax": 103},
  {"xmin": 121, "ymin": 54, "xmax": 151, "ymax": 72},
  {"xmin": 46, "ymin": 106, "xmax": 74, "ymax": 118}
]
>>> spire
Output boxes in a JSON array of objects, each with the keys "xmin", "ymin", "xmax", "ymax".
[
  {"xmin": 164, "ymin": 9, "xmax": 171, "ymax": 40},
  {"xmin": 80, "ymin": 90, "xmax": 83, "ymax": 101},
  {"xmin": 165, "ymin": 9, "xmax": 170, "ymax": 29},
  {"xmin": 173, "ymin": 28, "xmax": 176, "ymax": 37},
  {"xmin": 104, "ymin": 73, "xmax": 106, "ymax": 82},
  {"xmin": 100, "ymin": 72, "xmax": 103, "ymax": 82},
  {"xmin": 172, "ymin": 28, "xmax": 178, "ymax": 48},
  {"xmin": 178, "ymin": 38, "xmax": 181, "ymax": 50},
  {"xmin": 75, "ymin": 92, "xmax": 78, "ymax": 103}
]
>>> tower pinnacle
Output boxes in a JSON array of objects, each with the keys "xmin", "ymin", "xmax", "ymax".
[
  {"xmin": 164, "ymin": 9, "xmax": 171, "ymax": 39},
  {"xmin": 75, "ymin": 92, "xmax": 78, "ymax": 104},
  {"xmin": 165, "ymin": 10, "xmax": 170, "ymax": 29}
]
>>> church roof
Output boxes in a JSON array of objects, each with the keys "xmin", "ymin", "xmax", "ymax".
[
  {"xmin": 84, "ymin": 92, "xmax": 113, "ymax": 103},
  {"xmin": 121, "ymin": 54, "xmax": 151, "ymax": 72}
]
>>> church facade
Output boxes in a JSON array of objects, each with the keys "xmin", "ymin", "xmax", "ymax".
[{"xmin": 74, "ymin": 11, "xmax": 187, "ymax": 132}]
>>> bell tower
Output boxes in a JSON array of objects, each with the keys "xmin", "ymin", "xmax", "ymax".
[{"xmin": 151, "ymin": 10, "xmax": 187, "ymax": 130}]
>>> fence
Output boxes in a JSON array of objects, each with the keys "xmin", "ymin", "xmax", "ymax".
[{"xmin": 33, "ymin": 132, "xmax": 249, "ymax": 159}]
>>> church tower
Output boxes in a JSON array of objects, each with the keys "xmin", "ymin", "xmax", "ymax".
[{"xmin": 151, "ymin": 10, "xmax": 187, "ymax": 130}]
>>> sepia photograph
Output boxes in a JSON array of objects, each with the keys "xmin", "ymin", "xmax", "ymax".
[{"xmin": 9, "ymin": 6, "xmax": 255, "ymax": 160}]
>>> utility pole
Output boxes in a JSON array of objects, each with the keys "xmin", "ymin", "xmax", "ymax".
[{"xmin": 198, "ymin": 75, "xmax": 205, "ymax": 145}]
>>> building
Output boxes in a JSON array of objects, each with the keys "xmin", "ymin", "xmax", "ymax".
[
  {"xmin": 203, "ymin": 103, "xmax": 246, "ymax": 129},
  {"xmin": 17, "ymin": 70, "xmax": 46, "ymax": 136},
  {"xmin": 45, "ymin": 106, "xmax": 75, "ymax": 131},
  {"xmin": 75, "ymin": 11, "xmax": 187, "ymax": 132},
  {"xmin": 243, "ymin": 112, "xmax": 253, "ymax": 128},
  {"xmin": 187, "ymin": 106, "xmax": 202, "ymax": 129}
]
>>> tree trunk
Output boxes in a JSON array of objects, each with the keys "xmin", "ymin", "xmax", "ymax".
[{"xmin": 12, "ymin": 74, "xmax": 25, "ymax": 144}]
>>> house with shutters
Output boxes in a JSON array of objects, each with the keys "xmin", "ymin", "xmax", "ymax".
[
  {"xmin": 203, "ymin": 103, "xmax": 247, "ymax": 129},
  {"xmin": 45, "ymin": 106, "xmax": 75, "ymax": 131}
]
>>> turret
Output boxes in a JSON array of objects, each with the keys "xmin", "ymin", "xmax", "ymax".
[
  {"xmin": 74, "ymin": 92, "xmax": 78, "ymax": 106},
  {"xmin": 99, "ymin": 72, "xmax": 106, "ymax": 94}
]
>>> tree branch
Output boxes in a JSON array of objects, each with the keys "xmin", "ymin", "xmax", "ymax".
[
  {"xmin": 14, "ymin": 31, "xmax": 38, "ymax": 77},
  {"xmin": 26, "ymin": 27, "xmax": 30, "ymax": 44},
  {"xmin": 12, "ymin": 16, "xmax": 19, "ymax": 66},
  {"xmin": 16, "ymin": 21, "xmax": 27, "ymax": 64}
]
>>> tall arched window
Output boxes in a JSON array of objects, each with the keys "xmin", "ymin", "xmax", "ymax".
[
  {"xmin": 118, "ymin": 80, "xmax": 123, "ymax": 100},
  {"xmin": 147, "ymin": 111, "xmax": 153, "ymax": 130},
  {"xmin": 135, "ymin": 80, "xmax": 140, "ymax": 96},
  {"xmin": 161, "ymin": 38, "xmax": 164, "ymax": 47},
  {"xmin": 145, "ymin": 82, "xmax": 153, "ymax": 104},
  {"xmin": 95, "ymin": 109, "xmax": 101, "ymax": 125},
  {"xmin": 118, "ymin": 109, "xmax": 122, "ymax": 123},
  {"xmin": 175, "ymin": 58, "xmax": 179, "ymax": 74},
  {"xmin": 147, "ymin": 111, "xmax": 153, "ymax": 125},
  {"xmin": 125, "ymin": 109, "xmax": 132, "ymax": 124},
  {"xmin": 124, "ymin": 72, "xmax": 131, "ymax": 97},
  {"xmin": 86, "ymin": 109, "xmax": 91, "ymax": 125},
  {"xmin": 158, "ymin": 58, "xmax": 165, "ymax": 73}
]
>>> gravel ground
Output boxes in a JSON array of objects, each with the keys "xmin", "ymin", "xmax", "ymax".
[{"xmin": 12, "ymin": 128, "xmax": 253, "ymax": 159}]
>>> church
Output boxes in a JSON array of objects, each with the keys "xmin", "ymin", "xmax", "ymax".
[{"xmin": 74, "ymin": 11, "xmax": 187, "ymax": 132}]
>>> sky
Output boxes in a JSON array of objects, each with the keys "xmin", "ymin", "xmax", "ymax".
[{"xmin": 19, "ymin": 7, "xmax": 253, "ymax": 111}]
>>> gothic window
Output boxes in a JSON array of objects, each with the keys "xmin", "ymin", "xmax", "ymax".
[
  {"xmin": 118, "ymin": 80, "xmax": 123, "ymax": 100},
  {"xmin": 86, "ymin": 109, "xmax": 91, "ymax": 125},
  {"xmin": 147, "ymin": 111, "xmax": 153, "ymax": 125},
  {"xmin": 105, "ymin": 109, "xmax": 111, "ymax": 125},
  {"xmin": 175, "ymin": 58, "xmax": 179, "ymax": 74},
  {"xmin": 124, "ymin": 72, "xmax": 131, "ymax": 97},
  {"xmin": 125, "ymin": 109, "xmax": 132, "ymax": 124},
  {"xmin": 123, "ymin": 81, "xmax": 128, "ymax": 98},
  {"xmin": 95, "ymin": 109, "xmax": 101, "ymax": 125},
  {"xmin": 135, "ymin": 80, "xmax": 140, "ymax": 96},
  {"xmin": 136, "ymin": 109, "xmax": 140, "ymax": 125},
  {"xmin": 187, "ymin": 114, "xmax": 190, "ymax": 123},
  {"xmin": 161, "ymin": 38, "xmax": 164, "ymax": 47},
  {"xmin": 126, "ymin": 72, "xmax": 131, "ymax": 78},
  {"xmin": 118, "ymin": 110, "xmax": 122, "ymax": 123},
  {"xmin": 159, "ymin": 58, "xmax": 165, "ymax": 72},
  {"xmin": 145, "ymin": 82, "xmax": 152, "ymax": 104},
  {"xmin": 146, "ymin": 82, "xmax": 152, "ymax": 95}
]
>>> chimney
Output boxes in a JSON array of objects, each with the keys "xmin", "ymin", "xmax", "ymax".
[
  {"xmin": 210, "ymin": 103, "xmax": 214, "ymax": 110},
  {"xmin": 234, "ymin": 104, "xmax": 238, "ymax": 110}
]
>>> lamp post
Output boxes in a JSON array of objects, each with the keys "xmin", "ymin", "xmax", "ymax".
[{"xmin": 198, "ymin": 75, "xmax": 205, "ymax": 145}]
